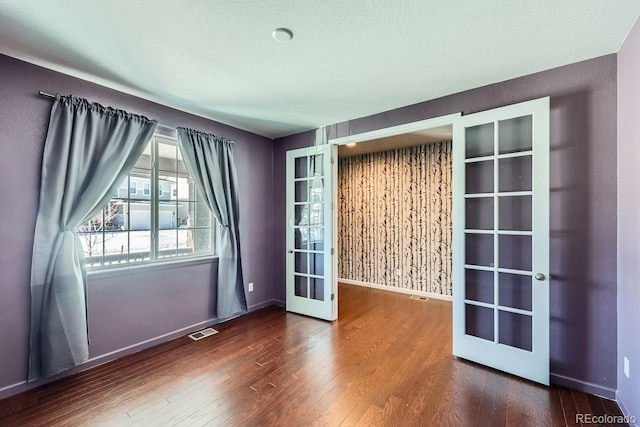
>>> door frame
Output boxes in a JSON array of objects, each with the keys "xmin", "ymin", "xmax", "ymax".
[
  {"xmin": 327, "ymin": 113, "xmax": 462, "ymax": 301},
  {"xmin": 328, "ymin": 106, "xmax": 549, "ymax": 383},
  {"xmin": 328, "ymin": 112, "xmax": 462, "ymax": 301},
  {"xmin": 328, "ymin": 113, "xmax": 462, "ymax": 147}
]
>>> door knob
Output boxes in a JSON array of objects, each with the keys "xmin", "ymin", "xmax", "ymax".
[
  {"xmin": 288, "ymin": 249, "xmax": 293, "ymax": 254},
  {"xmin": 534, "ymin": 273, "xmax": 546, "ymax": 281}
]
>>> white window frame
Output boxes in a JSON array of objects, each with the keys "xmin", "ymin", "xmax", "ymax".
[{"xmin": 81, "ymin": 133, "xmax": 218, "ymax": 270}]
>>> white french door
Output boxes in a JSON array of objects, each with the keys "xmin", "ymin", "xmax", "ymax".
[
  {"xmin": 452, "ymin": 97, "xmax": 550, "ymax": 385},
  {"xmin": 285, "ymin": 145, "xmax": 338, "ymax": 321}
]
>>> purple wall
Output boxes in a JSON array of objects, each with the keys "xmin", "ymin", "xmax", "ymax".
[
  {"xmin": 0, "ymin": 54, "xmax": 275, "ymax": 398},
  {"xmin": 275, "ymin": 55, "xmax": 618, "ymax": 397},
  {"xmin": 617, "ymin": 17, "xmax": 640, "ymax": 420}
]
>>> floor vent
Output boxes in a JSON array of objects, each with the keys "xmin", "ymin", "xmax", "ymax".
[
  {"xmin": 410, "ymin": 295, "xmax": 430, "ymax": 301},
  {"xmin": 188, "ymin": 327, "xmax": 219, "ymax": 341}
]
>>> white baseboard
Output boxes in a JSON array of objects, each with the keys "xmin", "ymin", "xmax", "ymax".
[
  {"xmin": 339, "ymin": 278, "xmax": 452, "ymax": 301},
  {"xmin": 0, "ymin": 299, "xmax": 280, "ymax": 400},
  {"xmin": 616, "ymin": 389, "xmax": 639, "ymax": 427},
  {"xmin": 550, "ymin": 373, "xmax": 616, "ymax": 400},
  {"xmin": 248, "ymin": 299, "xmax": 281, "ymax": 312}
]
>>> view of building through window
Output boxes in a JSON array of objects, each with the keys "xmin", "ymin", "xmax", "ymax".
[{"xmin": 78, "ymin": 137, "xmax": 216, "ymax": 267}]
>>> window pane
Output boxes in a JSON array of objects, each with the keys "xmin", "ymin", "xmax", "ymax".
[
  {"xmin": 465, "ymin": 233, "xmax": 493, "ymax": 267},
  {"xmin": 498, "ymin": 235, "xmax": 532, "ymax": 271},
  {"xmin": 465, "ymin": 269, "xmax": 494, "ymax": 304},
  {"xmin": 466, "ymin": 160, "xmax": 493, "ymax": 194},
  {"xmin": 465, "ymin": 304, "xmax": 494, "ymax": 341},
  {"xmin": 128, "ymin": 230, "xmax": 151, "ymax": 263},
  {"xmin": 176, "ymin": 176, "xmax": 194, "ymax": 201},
  {"xmin": 465, "ymin": 123, "xmax": 494, "ymax": 159},
  {"xmin": 295, "ymin": 157, "xmax": 308, "ymax": 179},
  {"xmin": 80, "ymin": 137, "xmax": 216, "ymax": 268},
  {"xmin": 188, "ymin": 227, "xmax": 213, "ymax": 255},
  {"xmin": 311, "ymin": 154, "xmax": 323, "ymax": 176},
  {"xmin": 310, "ymin": 278, "xmax": 324, "ymax": 301},
  {"xmin": 295, "ymin": 251, "xmax": 308, "ymax": 274},
  {"xmin": 159, "ymin": 204, "xmax": 178, "ymax": 230},
  {"xmin": 465, "ymin": 197, "xmax": 493, "ymax": 230},
  {"xmin": 78, "ymin": 210, "xmax": 105, "ymax": 265},
  {"xmin": 103, "ymin": 230, "xmax": 129, "ymax": 266},
  {"xmin": 499, "ymin": 273, "xmax": 532, "ymax": 311},
  {"xmin": 295, "ymin": 275, "xmax": 308, "ymax": 297},
  {"xmin": 499, "ymin": 115, "xmax": 532, "ymax": 155},
  {"xmin": 158, "ymin": 229, "xmax": 178, "ymax": 258},
  {"xmin": 498, "ymin": 311, "xmax": 532, "ymax": 351},
  {"xmin": 499, "ymin": 155, "xmax": 532, "ymax": 192},
  {"xmin": 499, "ymin": 195, "xmax": 532, "ymax": 231},
  {"xmin": 193, "ymin": 203, "xmax": 212, "ymax": 227},
  {"xmin": 157, "ymin": 142, "xmax": 177, "ymax": 173}
]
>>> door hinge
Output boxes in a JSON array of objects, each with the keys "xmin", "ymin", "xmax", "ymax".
[
  {"xmin": 331, "ymin": 248, "xmax": 335, "ymax": 255},
  {"xmin": 331, "ymin": 293, "xmax": 335, "ymax": 301},
  {"xmin": 331, "ymin": 157, "xmax": 335, "ymax": 164}
]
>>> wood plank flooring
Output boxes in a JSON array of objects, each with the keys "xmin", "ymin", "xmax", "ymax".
[{"xmin": 0, "ymin": 284, "xmax": 626, "ymax": 426}]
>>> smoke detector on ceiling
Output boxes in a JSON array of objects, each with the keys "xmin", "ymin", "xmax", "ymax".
[{"xmin": 273, "ymin": 28, "xmax": 293, "ymax": 42}]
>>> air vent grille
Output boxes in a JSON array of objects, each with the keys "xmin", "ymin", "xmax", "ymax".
[{"xmin": 188, "ymin": 327, "xmax": 219, "ymax": 341}]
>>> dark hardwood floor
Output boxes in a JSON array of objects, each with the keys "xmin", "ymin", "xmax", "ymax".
[{"xmin": 0, "ymin": 284, "xmax": 626, "ymax": 426}]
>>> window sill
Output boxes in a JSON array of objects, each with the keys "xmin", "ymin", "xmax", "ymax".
[{"xmin": 87, "ymin": 255, "xmax": 219, "ymax": 280}]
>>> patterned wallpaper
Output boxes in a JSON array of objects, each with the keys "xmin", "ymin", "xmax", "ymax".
[{"xmin": 338, "ymin": 141, "xmax": 452, "ymax": 296}]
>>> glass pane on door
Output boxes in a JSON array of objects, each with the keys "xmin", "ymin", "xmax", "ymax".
[
  {"xmin": 295, "ymin": 157, "xmax": 308, "ymax": 178},
  {"xmin": 465, "ymin": 234, "xmax": 494, "ymax": 267},
  {"xmin": 465, "ymin": 304, "xmax": 494, "ymax": 341},
  {"xmin": 462, "ymin": 113, "xmax": 538, "ymax": 352},
  {"xmin": 499, "ymin": 235, "xmax": 532, "ymax": 271},
  {"xmin": 466, "ymin": 161, "xmax": 493, "ymax": 194},
  {"xmin": 498, "ymin": 311, "xmax": 532, "ymax": 351},
  {"xmin": 466, "ymin": 198, "xmax": 493, "ymax": 230},
  {"xmin": 465, "ymin": 270, "xmax": 494, "ymax": 304},
  {"xmin": 465, "ymin": 123, "xmax": 494, "ymax": 158},
  {"xmin": 499, "ymin": 116, "xmax": 532, "ymax": 154},
  {"xmin": 295, "ymin": 275, "xmax": 307, "ymax": 297},
  {"xmin": 499, "ymin": 156, "xmax": 532, "ymax": 192},
  {"xmin": 499, "ymin": 196, "xmax": 531, "ymax": 231},
  {"xmin": 499, "ymin": 273, "xmax": 532, "ymax": 311}
]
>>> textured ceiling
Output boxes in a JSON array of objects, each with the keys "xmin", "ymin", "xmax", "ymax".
[{"xmin": 0, "ymin": 1, "xmax": 639, "ymax": 139}]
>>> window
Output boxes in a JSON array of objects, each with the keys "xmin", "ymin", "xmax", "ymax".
[{"xmin": 78, "ymin": 135, "xmax": 217, "ymax": 268}]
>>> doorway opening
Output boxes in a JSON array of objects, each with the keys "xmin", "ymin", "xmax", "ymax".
[{"xmin": 330, "ymin": 114, "xmax": 460, "ymax": 302}]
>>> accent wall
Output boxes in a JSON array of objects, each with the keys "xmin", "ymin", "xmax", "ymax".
[{"xmin": 338, "ymin": 141, "xmax": 452, "ymax": 296}]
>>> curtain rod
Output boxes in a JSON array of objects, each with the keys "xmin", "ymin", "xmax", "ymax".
[{"xmin": 37, "ymin": 91, "xmax": 232, "ymax": 143}]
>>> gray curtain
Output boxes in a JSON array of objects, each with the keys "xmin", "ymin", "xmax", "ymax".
[
  {"xmin": 30, "ymin": 95, "xmax": 157, "ymax": 381},
  {"xmin": 176, "ymin": 128, "xmax": 247, "ymax": 319}
]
